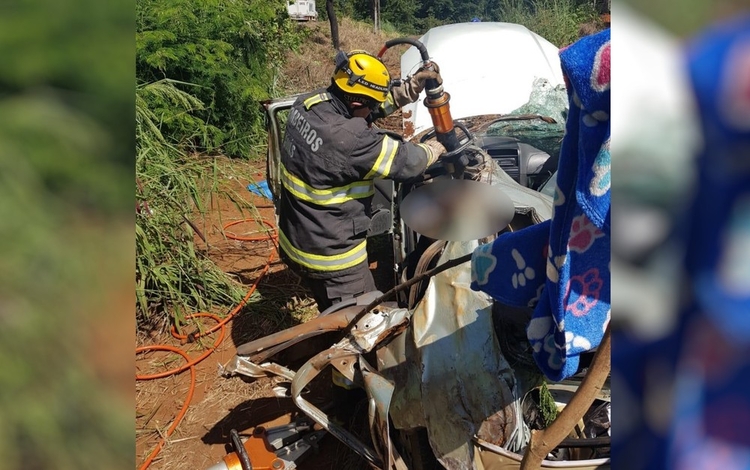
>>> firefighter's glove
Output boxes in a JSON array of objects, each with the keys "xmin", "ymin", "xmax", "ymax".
[
  {"xmin": 422, "ymin": 139, "xmax": 447, "ymax": 167},
  {"xmin": 391, "ymin": 62, "xmax": 443, "ymax": 108},
  {"xmin": 412, "ymin": 62, "xmax": 442, "ymax": 93}
]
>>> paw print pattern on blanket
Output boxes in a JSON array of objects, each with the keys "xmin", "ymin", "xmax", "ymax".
[
  {"xmin": 568, "ymin": 214, "xmax": 605, "ymax": 253},
  {"xmin": 591, "ymin": 140, "xmax": 611, "ymax": 197},
  {"xmin": 564, "ymin": 268, "xmax": 603, "ymax": 317},
  {"xmin": 469, "ymin": 29, "xmax": 611, "ymax": 381},
  {"xmin": 471, "ymin": 242, "xmax": 497, "ymax": 287},
  {"xmin": 591, "ymin": 40, "xmax": 610, "ymax": 92},
  {"xmin": 511, "ymin": 249, "xmax": 536, "ymax": 288},
  {"xmin": 565, "ymin": 331, "xmax": 592, "ymax": 355}
]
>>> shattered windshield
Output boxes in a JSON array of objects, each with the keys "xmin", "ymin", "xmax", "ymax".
[{"xmin": 480, "ymin": 77, "xmax": 568, "ymax": 158}]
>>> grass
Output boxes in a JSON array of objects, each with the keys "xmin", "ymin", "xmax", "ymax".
[
  {"xmin": 136, "ymin": 80, "xmax": 261, "ymax": 331},
  {"xmin": 498, "ymin": 0, "xmax": 603, "ymax": 47}
]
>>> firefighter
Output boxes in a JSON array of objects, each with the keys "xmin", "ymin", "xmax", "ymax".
[{"xmin": 278, "ymin": 50, "xmax": 446, "ymax": 312}]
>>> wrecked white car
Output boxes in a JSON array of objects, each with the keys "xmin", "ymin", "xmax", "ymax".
[{"xmin": 210, "ymin": 22, "xmax": 610, "ymax": 470}]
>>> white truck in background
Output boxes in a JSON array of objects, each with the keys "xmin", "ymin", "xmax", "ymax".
[{"xmin": 286, "ymin": 0, "xmax": 317, "ymax": 21}]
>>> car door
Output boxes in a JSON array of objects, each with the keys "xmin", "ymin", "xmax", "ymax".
[{"xmin": 260, "ymin": 95, "xmax": 395, "ymax": 236}]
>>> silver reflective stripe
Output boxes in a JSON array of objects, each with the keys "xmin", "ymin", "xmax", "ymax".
[
  {"xmin": 417, "ymin": 143, "xmax": 438, "ymax": 166},
  {"xmin": 364, "ymin": 136, "xmax": 399, "ymax": 179},
  {"xmin": 304, "ymin": 92, "xmax": 332, "ymax": 110},
  {"xmin": 278, "ymin": 229, "xmax": 368, "ymax": 271},
  {"xmin": 381, "ymin": 93, "xmax": 398, "ymax": 117},
  {"xmin": 281, "ymin": 164, "xmax": 374, "ymax": 205}
]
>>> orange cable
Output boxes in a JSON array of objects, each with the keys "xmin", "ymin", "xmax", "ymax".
[
  {"xmin": 170, "ymin": 218, "xmax": 278, "ymax": 343},
  {"xmin": 135, "ymin": 345, "xmax": 195, "ymax": 470},
  {"xmin": 136, "ymin": 217, "xmax": 278, "ymax": 469},
  {"xmin": 136, "ymin": 313, "xmax": 225, "ymax": 380}
]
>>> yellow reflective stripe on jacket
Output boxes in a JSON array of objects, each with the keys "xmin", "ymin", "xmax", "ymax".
[
  {"xmin": 364, "ymin": 136, "xmax": 399, "ymax": 179},
  {"xmin": 280, "ymin": 164, "xmax": 374, "ymax": 205},
  {"xmin": 304, "ymin": 92, "xmax": 332, "ymax": 110},
  {"xmin": 277, "ymin": 229, "xmax": 368, "ymax": 271}
]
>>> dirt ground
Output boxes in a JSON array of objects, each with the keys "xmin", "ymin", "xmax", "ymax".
[
  {"xmin": 135, "ymin": 19, "xmax": 408, "ymax": 470},
  {"xmin": 136, "ymin": 160, "xmax": 393, "ymax": 470}
]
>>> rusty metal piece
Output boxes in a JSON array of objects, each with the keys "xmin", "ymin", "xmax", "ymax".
[
  {"xmin": 235, "ymin": 306, "xmax": 359, "ymax": 358},
  {"xmin": 477, "ymin": 408, "xmax": 517, "ymax": 447},
  {"xmin": 288, "ymin": 306, "xmax": 412, "ymax": 469},
  {"xmin": 330, "ymin": 354, "xmax": 358, "ymax": 383},
  {"xmin": 291, "ymin": 346, "xmax": 384, "ymax": 468},
  {"xmin": 348, "ymin": 306, "xmax": 411, "ymax": 352}
]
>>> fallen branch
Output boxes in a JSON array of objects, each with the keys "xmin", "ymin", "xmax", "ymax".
[{"xmin": 520, "ymin": 324, "xmax": 611, "ymax": 470}]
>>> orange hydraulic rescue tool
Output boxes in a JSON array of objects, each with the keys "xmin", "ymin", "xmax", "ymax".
[{"xmin": 378, "ymin": 38, "xmax": 473, "ymax": 177}]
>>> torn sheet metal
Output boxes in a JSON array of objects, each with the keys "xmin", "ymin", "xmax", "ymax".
[
  {"xmin": 288, "ymin": 305, "xmax": 412, "ymax": 469},
  {"xmin": 482, "ymin": 156, "xmax": 552, "ymax": 224},
  {"xmin": 383, "ymin": 240, "xmax": 529, "ymax": 470},
  {"xmin": 221, "ymin": 355, "xmax": 296, "ymax": 382},
  {"xmin": 360, "ymin": 356, "xmax": 409, "ymax": 470}
]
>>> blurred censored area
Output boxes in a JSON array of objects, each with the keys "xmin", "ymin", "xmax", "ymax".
[
  {"xmin": 612, "ymin": 4, "xmax": 750, "ymax": 470},
  {"xmin": 0, "ymin": 1, "xmax": 134, "ymax": 469}
]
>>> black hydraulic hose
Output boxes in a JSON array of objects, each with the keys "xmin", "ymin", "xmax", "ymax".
[
  {"xmin": 230, "ymin": 429, "xmax": 253, "ymax": 470},
  {"xmin": 378, "ymin": 38, "xmax": 441, "ymax": 92},
  {"xmin": 381, "ymin": 37, "xmax": 430, "ymax": 62},
  {"xmin": 343, "ymin": 253, "xmax": 473, "ymax": 332},
  {"xmin": 377, "ymin": 36, "xmax": 466, "ymax": 171}
]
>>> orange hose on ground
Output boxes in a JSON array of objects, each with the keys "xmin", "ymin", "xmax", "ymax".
[
  {"xmin": 135, "ymin": 346, "xmax": 195, "ymax": 470},
  {"xmin": 136, "ymin": 313, "xmax": 225, "ymax": 380},
  {"xmin": 169, "ymin": 218, "xmax": 278, "ymax": 343},
  {"xmin": 136, "ymin": 217, "xmax": 278, "ymax": 469}
]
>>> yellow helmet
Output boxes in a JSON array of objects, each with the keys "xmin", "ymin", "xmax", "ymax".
[{"xmin": 333, "ymin": 50, "xmax": 391, "ymax": 103}]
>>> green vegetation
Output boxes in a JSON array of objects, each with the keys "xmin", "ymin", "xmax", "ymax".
[
  {"xmin": 539, "ymin": 381, "xmax": 560, "ymax": 427},
  {"xmin": 134, "ymin": 0, "xmax": 308, "ymax": 329},
  {"xmin": 320, "ymin": 0, "xmax": 605, "ymax": 44},
  {"xmin": 0, "ymin": 0, "xmax": 134, "ymax": 468},
  {"xmin": 496, "ymin": 0, "xmax": 601, "ymax": 47},
  {"xmin": 135, "ymin": 80, "xmax": 252, "ymax": 330},
  {"xmin": 136, "ymin": 0, "xmax": 306, "ymax": 157}
]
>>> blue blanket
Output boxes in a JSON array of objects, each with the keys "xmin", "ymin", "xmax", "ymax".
[
  {"xmin": 471, "ymin": 29, "xmax": 611, "ymax": 381},
  {"xmin": 611, "ymin": 15, "xmax": 750, "ymax": 468}
]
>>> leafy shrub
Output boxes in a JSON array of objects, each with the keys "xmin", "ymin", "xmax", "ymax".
[
  {"xmin": 136, "ymin": 0, "xmax": 306, "ymax": 157},
  {"xmin": 0, "ymin": 1, "xmax": 134, "ymax": 468}
]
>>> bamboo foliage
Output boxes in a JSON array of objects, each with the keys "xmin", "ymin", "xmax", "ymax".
[{"xmin": 135, "ymin": 80, "xmax": 252, "ymax": 330}]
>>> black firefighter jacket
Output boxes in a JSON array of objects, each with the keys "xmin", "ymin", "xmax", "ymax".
[{"xmin": 278, "ymin": 87, "xmax": 433, "ymax": 278}]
